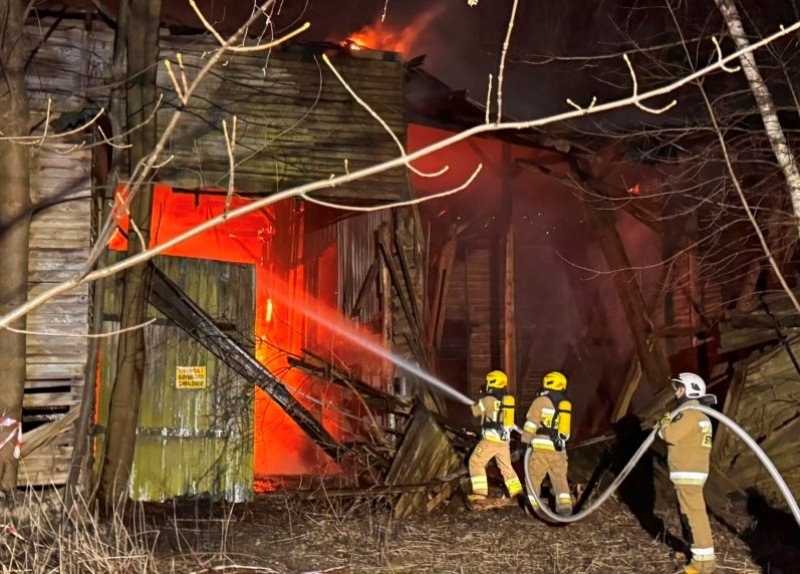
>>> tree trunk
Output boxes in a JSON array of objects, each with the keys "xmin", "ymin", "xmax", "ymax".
[
  {"xmin": 0, "ymin": 0, "xmax": 32, "ymax": 491},
  {"xmin": 99, "ymin": 0, "xmax": 161, "ymax": 509},
  {"xmin": 715, "ymin": 0, "xmax": 800, "ymax": 232}
]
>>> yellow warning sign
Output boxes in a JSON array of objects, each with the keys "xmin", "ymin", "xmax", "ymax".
[{"xmin": 176, "ymin": 366, "xmax": 207, "ymax": 390}]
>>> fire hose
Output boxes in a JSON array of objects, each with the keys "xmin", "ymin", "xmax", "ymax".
[{"xmin": 523, "ymin": 403, "xmax": 800, "ymax": 528}]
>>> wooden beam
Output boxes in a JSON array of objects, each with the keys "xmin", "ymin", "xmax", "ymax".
[
  {"xmin": 426, "ymin": 225, "xmax": 458, "ymax": 350},
  {"xmin": 504, "ymin": 219, "xmax": 517, "ymax": 391},
  {"xmin": 584, "ymin": 197, "xmax": 672, "ymax": 394},
  {"xmin": 289, "ymin": 353, "xmax": 411, "ymax": 412},
  {"xmin": 348, "ymin": 256, "xmax": 380, "ymax": 320},
  {"xmin": 394, "ymin": 225, "xmax": 426, "ymax": 338},
  {"xmin": 148, "ymin": 264, "xmax": 345, "ymax": 461},
  {"xmin": 516, "ymin": 158, "xmax": 661, "ymax": 231},
  {"xmin": 377, "ymin": 225, "xmax": 427, "ymax": 365},
  {"xmin": 20, "ymin": 408, "xmax": 79, "ymax": 459},
  {"xmin": 611, "ymin": 359, "xmax": 642, "ymax": 423}
]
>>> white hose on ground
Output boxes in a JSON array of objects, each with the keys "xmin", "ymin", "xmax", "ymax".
[{"xmin": 523, "ymin": 403, "xmax": 800, "ymax": 527}]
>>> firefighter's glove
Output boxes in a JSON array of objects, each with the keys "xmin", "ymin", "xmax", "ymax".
[
  {"xmin": 520, "ymin": 431, "xmax": 533, "ymax": 445},
  {"xmin": 554, "ymin": 436, "xmax": 565, "ymax": 452}
]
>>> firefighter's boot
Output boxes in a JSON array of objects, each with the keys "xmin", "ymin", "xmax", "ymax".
[{"xmin": 466, "ymin": 493, "xmax": 488, "ymax": 511}]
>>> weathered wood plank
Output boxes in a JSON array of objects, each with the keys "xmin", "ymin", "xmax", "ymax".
[{"xmin": 23, "ymin": 393, "xmax": 81, "ymax": 408}]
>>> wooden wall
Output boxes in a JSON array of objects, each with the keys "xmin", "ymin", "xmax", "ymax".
[
  {"xmin": 465, "ymin": 247, "xmax": 493, "ymax": 399},
  {"xmin": 19, "ymin": 16, "xmax": 412, "ymax": 486},
  {"xmin": 19, "ymin": 143, "xmax": 94, "ymax": 486},
  {"xmin": 155, "ymin": 36, "xmax": 408, "ymax": 203},
  {"xmin": 18, "ymin": 17, "xmax": 111, "ymax": 486},
  {"xmin": 712, "ymin": 341, "xmax": 800, "ymax": 512}
]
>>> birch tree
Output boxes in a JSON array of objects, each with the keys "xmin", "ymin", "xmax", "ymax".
[{"xmin": 714, "ymin": 0, "xmax": 800, "ymax": 231}]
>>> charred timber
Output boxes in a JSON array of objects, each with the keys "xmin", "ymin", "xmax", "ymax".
[{"xmin": 288, "ymin": 354, "xmax": 411, "ymax": 413}]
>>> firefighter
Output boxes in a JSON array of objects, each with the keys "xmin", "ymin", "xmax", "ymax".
[
  {"xmin": 658, "ymin": 372, "xmax": 717, "ymax": 574},
  {"xmin": 468, "ymin": 370, "xmax": 523, "ymax": 505},
  {"xmin": 521, "ymin": 371, "xmax": 573, "ymax": 516}
]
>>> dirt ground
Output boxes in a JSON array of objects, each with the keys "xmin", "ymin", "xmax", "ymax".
[{"xmin": 145, "ymin": 493, "xmax": 799, "ymax": 574}]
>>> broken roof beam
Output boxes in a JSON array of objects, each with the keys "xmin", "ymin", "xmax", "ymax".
[
  {"xmin": 585, "ymin": 200, "xmax": 672, "ymax": 396},
  {"xmin": 516, "ymin": 158, "xmax": 662, "ymax": 232},
  {"xmin": 288, "ymin": 353, "xmax": 411, "ymax": 412},
  {"xmin": 147, "ymin": 263, "xmax": 344, "ymax": 461}
]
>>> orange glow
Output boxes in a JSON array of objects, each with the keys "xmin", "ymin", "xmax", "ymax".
[
  {"xmin": 343, "ymin": 8, "xmax": 442, "ymax": 54},
  {"xmin": 108, "ymin": 185, "xmax": 390, "ymax": 491}
]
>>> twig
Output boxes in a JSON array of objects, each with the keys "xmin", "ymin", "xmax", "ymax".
[
  {"xmin": 2, "ymin": 18, "xmax": 799, "ymax": 329},
  {"xmin": 321, "ymin": 54, "xmax": 445, "ymax": 179},
  {"xmin": 496, "ymin": 0, "xmax": 520, "ymax": 121},
  {"xmin": 222, "ymin": 115, "xmax": 238, "ymax": 214},
  {"xmin": 302, "ymin": 165, "xmax": 483, "ymax": 212},
  {"xmin": 3, "ymin": 318, "xmax": 157, "ymax": 338}
]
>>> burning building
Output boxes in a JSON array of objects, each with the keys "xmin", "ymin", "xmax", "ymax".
[{"xmin": 11, "ymin": 7, "xmax": 799, "ymax": 519}]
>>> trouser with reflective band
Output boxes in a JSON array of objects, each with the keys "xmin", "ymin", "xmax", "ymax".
[
  {"xmin": 674, "ymin": 483, "xmax": 715, "ymax": 573},
  {"xmin": 468, "ymin": 438, "xmax": 522, "ymax": 497},
  {"xmin": 527, "ymin": 449, "xmax": 572, "ymax": 512}
]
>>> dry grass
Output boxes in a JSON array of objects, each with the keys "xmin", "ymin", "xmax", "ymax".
[{"xmin": 0, "ymin": 487, "xmax": 791, "ymax": 574}]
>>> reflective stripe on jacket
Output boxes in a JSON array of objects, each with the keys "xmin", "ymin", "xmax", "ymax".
[
  {"xmin": 523, "ymin": 395, "xmax": 558, "ymax": 451},
  {"xmin": 472, "ymin": 393, "xmax": 511, "ymax": 442},
  {"xmin": 659, "ymin": 399, "xmax": 712, "ymax": 484}
]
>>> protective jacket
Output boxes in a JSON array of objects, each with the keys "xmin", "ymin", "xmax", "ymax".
[
  {"xmin": 659, "ymin": 399, "xmax": 712, "ymax": 485},
  {"xmin": 470, "ymin": 388, "xmax": 514, "ymax": 443},
  {"xmin": 522, "ymin": 390, "xmax": 570, "ymax": 451}
]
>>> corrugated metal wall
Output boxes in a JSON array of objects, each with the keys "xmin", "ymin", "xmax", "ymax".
[
  {"xmin": 338, "ymin": 211, "xmax": 391, "ymax": 322},
  {"xmin": 97, "ymin": 257, "xmax": 255, "ymax": 502}
]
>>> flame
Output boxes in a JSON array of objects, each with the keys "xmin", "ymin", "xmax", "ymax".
[{"xmin": 343, "ymin": 8, "xmax": 442, "ymax": 54}]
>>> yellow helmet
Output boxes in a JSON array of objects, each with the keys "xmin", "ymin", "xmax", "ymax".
[
  {"xmin": 543, "ymin": 371, "xmax": 567, "ymax": 391},
  {"xmin": 485, "ymin": 370, "xmax": 508, "ymax": 389}
]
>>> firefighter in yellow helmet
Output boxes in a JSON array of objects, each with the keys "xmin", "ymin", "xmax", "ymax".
[
  {"xmin": 658, "ymin": 372, "xmax": 717, "ymax": 574},
  {"xmin": 521, "ymin": 371, "xmax": 573, "ymax": 516},
  {"xmin": 467, "ymin": 370, "xmax": 523, "ymax": 506}
]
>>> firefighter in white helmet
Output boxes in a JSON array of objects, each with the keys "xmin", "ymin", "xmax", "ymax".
[
  {"xmin": 658, "ymin": 372, "xmax": 717, "ymax": 574},
  {"xmin": 467, "ymin": 370, "xmax": 523, "ymax": 506},
  {"xmin": 521, "ymin": 371, "xmax": 573, "ymax": 516}
]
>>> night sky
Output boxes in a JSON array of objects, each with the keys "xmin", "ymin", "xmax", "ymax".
[{"xmin": 143, "ymin": 0, "xmax": 669, "ymax": 120}]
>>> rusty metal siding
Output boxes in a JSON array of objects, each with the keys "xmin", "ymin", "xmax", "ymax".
[{"xmin": 155, "ymin": 37, "xmax": 408, "ymax": 203}]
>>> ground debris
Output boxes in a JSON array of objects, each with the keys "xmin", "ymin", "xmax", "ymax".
[{"xmin": 148, "ymin": 497, "xmax": 766, "ymax": 574}]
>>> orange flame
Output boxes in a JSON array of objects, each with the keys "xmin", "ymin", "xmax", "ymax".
[{"xmin": 343, "ymin": 8, "xmax": 442, "ymax": 55}]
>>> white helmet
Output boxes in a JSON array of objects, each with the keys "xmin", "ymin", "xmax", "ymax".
[{"xmin": 671, "ymin": 372, "xmax": 706, "ymax": 398}]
